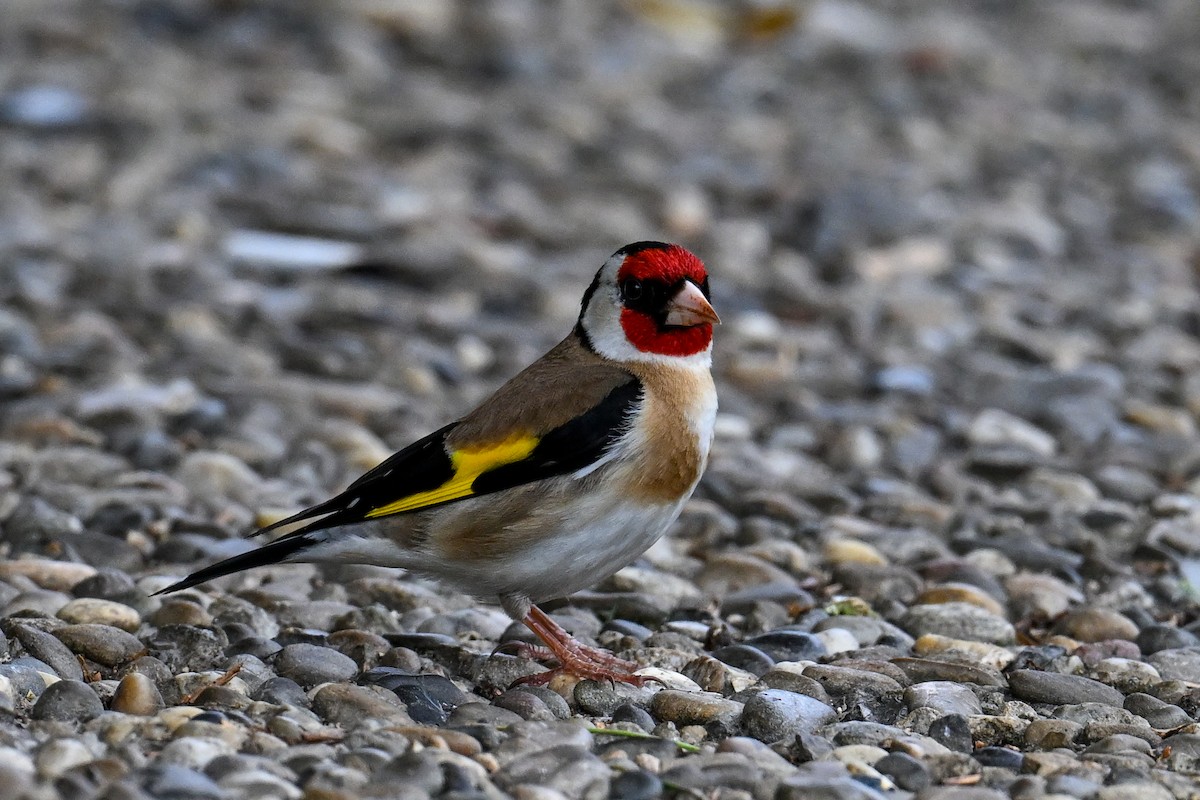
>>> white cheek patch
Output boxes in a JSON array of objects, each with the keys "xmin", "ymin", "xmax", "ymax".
[{"xmin": 580, "ymin": 260, "xmax": 712, "ymax": 368}]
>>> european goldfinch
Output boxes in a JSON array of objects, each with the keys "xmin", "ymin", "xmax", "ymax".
[{"xmin": 158, "ymin": 242, "xmax": 719, "ymax": 685}]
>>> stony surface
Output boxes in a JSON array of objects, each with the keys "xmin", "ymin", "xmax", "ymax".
[{"xmin": 3, "ymin": 1, "xmax": 1200, "ymax": 798}]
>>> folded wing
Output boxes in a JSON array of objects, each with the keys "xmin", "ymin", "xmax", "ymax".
[{"xmin": 156, "ymin": 372, "xmax": 642, "ymax": 595}]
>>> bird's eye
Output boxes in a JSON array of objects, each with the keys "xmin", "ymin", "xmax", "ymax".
[{"xmin": 620, "ymin": 278, "xmax": 643, "ymax": 301}]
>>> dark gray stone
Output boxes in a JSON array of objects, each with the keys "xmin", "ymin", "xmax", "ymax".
[
  {"xmin": 875, "ymin": 751, "xmax": 930, "ymax": 791},
  {"xmin": 53, "ymin": 623, "xmax": 144, "ymax": 666},
  {"xmin": 1008, "ymin": 670, "xmax": 1125, "ymax": 707},
  {"xmin": 740, "ymin": 689, "xmax": 836, "ymax": 743},
  {"xmin": 274, "ymin": 643, "xmax": 358, "ymax": 688},
  {"xmin": 744, "ymin": 631, "xmax": 827, "ymax": 662},
  {"xmin": 9, "ymin": 623, "xmax": 84, "ymax": 680},
  {"xmin": 361, "ymin": 667, "xmax": 469, "ymax": 724},
  {"xmin": 31, "ymin": 679, "xmax": 103, "ymax": 722}
]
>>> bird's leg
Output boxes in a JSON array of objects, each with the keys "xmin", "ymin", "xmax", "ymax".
[{"xmin": 513, "ymin": 604, "xmax": 648, "ymax": 686}]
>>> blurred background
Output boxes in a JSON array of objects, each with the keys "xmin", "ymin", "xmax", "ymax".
[{"xmin": 7, "ymin": 2, "xmax": 1200, "ymax": 796}]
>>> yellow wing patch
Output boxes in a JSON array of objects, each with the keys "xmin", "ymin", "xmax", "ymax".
[{"xmin": 364, "ymin": 434, "xmax": 539, "ymax": 518}]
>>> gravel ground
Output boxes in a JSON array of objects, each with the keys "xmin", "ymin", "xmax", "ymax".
[{"xmin": 3, "ymin": 1, "xmax": 1200, "ymax": 798}]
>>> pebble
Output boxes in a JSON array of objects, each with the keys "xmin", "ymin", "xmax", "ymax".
[
  {"xmin": 1094, "ymin": 784, "xmax": 1173, "ymax": 800},
  {"xmin": 495, "ymin": 687, "xmax": 567, "ymax": 721},
  {"xmin": 812, "ymin": 615, "xmax": 885, "ymax": 647},
  {"xmin": 495, "ymin": 745, "xmax": 611, "ymax": 800},
  {"xmin": 759, "ymin": 666, "xmax": 832, "ymax": 703},
  {"xmin": 31, "ymin": 679, "xmax": 103, "ymax": 722},
  {"xmin": 0, "ymin": 85, "xmax": 90, "ymax": 128},
  {"xmin": 1052, "ymin": 609, "xmax": 1140, "ymax": 643},
  {"xmin": 218, "ymin": 768, "xmax": 303, "ymax": 799},
  {"xmin": 904, "ymin": 682, "xmax": 983, "ymax": 718},
  {"xmin": 1005, "ymin": 572, "xmax": 1083, "ymax": 619},
  {"xmin": 110, "ymin": 671, "xmax": 164, "ymax": 716},
  {"xmin": 5, "ymin": 498, "xmax": 83, "ymax": 552},
  {"xmin": 968, "ymin": 409, "xmax": 1057, "ymax": 457},
  {"xmin": 823, "ymin": 538, "xmax": 888, "ymax": 567},
  {"xmin": 224, "ymin": 230, "xmax": 365, "ymax": 273},
  {"xmin": 1089, "ymin": 658, "xmax": 1160, "ymax": 694},
  {"xmin": 1136, "ymin": 625, "xmax": 1199, "ymax": 655},
  {"xmin": 8, "ymin": 623, "xmax": 85, "ymax": 681},
  {"xmin": 362, "ymin": 668, "xmax": 470, "ymax": 724},
  {"xmin": 608, "ymin": 769, "xmax": 663, "ymax": 800},
  {"xmin": 739, "ymin": 689, "xmax": 838, "ymax": 743},
  {"xmin": 927, "ymin": 713, "xmax": 973, "ymax": 752},
  {"xmin": 876, "ymin": 750, "xmax": 930, "ymax": 790},
  {"xmin": 378, "ymin": 751, "xmax": 444, "ymax": 794},
  {"xmin": 274, "ymin": 643, "xmax": 359, "ymax": 688},
  {"xmin": 812, "ymin": 627, "xmax": 859, "ymax": 655},
  {"xmin": 1024, "ymin": 719, "xmax": 1082, "ymax": 749},
  {"xmin": 901, "ymin": 603, "xmax": 1016, "ymax": 645},
  {"xmin": 1008, "ymin": 670, "xmax": 1125, "ymax": 707},
  {"xmin": 53, "ymin": 623, "xmax": 145, "ymax": 666},
  {"xmin": 143, "ymin": 764, "xmax": 225, "ymax": 799},
  {"xmin": 803, "ymin": 664, "xmax": 904, "ymax": 705},
  {"xmin": 1148, "ymin": 648, "xmax": 1200, "ymax": 682},
  {"xmin": 0, "ymin": 559, "xmax": 96, "ymax": 592},
  {"xmin": 150, "ymin": 599, "xmax": 214, "ymax": 628},
  {"xmin": 1123, "ymin": 693, "xmax": 1191, "ymax": 730},
  {"xmin": 650, "ymin": 690, "xmax": 742, "ymax": 726},
  {"xmin": 310, "ymin": 684, "xmax": 412, "ymax": 726},
  {"xmin": 72, "ymin": 569, "xmax": 138, "ymax": 601},
  {"xmin": 711, "ymin": 644, "xmax": 776, "ymax": 676},
  {"xmin": 776, "ymin": 772, "xmax": 890, "ymax": 800},
  {"xmin": 252, "ymin": 676, "xmax": 310, "ymax": 707},
  {"xmin": 913, "ymin": 584, "xmax": 1006, "ymax": 617},
  {"xmin": 892, "ymin": 657, "xmax": 1007, "ymax": 687},
  {"xmin": 57, "ymin": 597, "xmax": 141, "ymax": 632},
  {"xmin": 743, "ymin": 631, "xmax": 828, "ymax": 661}
]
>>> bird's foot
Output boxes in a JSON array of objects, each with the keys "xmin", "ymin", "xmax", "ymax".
[
  {"xmin": 512, "ymin": 643, "xmax": 648, "ymax": 687},
  {"xmin": 512, "ymin": 604, "xmax": 648, "ymax": 687}
]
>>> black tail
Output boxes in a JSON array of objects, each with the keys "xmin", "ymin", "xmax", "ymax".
[{"xmin": 153, "ymin": 532, "xmax": 317, "ymax": 595}]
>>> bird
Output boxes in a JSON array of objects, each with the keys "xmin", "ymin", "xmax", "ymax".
[{"xmin": 156, "ymin": 241, "xmax": 719, "ymax": 685}]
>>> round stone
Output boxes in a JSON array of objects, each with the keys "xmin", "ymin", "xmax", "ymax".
[
  {"xmin": 110, "ymin": 671, "xmax": 163, "ymax": 716},
  {"xmin": 739, "ymin": 689, "xmax": 837, "ymax": 743},
  {"xmin": 9, "ymin": 624, "xmax": 84, "ymax": 681},
  {"xmin": 274, "ymin": 643, "xmax": 358, "ymax": 688},
  {"xmin": 650, "ymin": 690, "xmax": 743, "ymax": 726},
  {"xmin": 1008, "ymin": 670, "xmax": 1125, "ymax": 707},
  {"xmin": 53, "ymin": 624, "xmax": 145, "ymax": 666},
  {"xmin": 31, "ymin": 679, "xmax": 103, "ymax": 723},
  {"xmin": 1051, "ymin": 609, "xmax": 1139, "ymax": 643},
  {"xmin": 57, "ymin": 598, "xmax": 141, "ymax": 632},
  {"xmin": 904, "ymin": 681, "xmax": 983, "ymax": 718},
  {"xmin": 900, "ymin": 603, "xmax": 1015, "ymax": 645}
]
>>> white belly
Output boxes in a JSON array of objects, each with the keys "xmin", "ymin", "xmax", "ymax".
[{"xmin": 479, "ymin": 496, "xmax": 686, "ymax": 602}]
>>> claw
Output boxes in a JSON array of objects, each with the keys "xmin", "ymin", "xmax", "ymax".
[
  {"xmin": 489, "ymin": 639, "xmax": 554, "ymax": 662},
  {"xmin": 511, "ymin": 605, "xmax": 651, "ymax": 687}
]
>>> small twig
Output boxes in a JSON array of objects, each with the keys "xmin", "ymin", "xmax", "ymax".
[
  {"xmin": 586, "ymin": 725, "xmax": 701, "ymax": 753},
  {"xmin": 182, "ymin": 663, "xmax": 243, "ymax": 704},
  {"xmin": 78, "ymin": 655, "xmax": 102, "ymax": 683},
  {"xmin": 943, "ymin": 774, "xmax": 982, "ymax": 786}
]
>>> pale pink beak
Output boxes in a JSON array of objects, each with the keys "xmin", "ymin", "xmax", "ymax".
[{"xmin": 664, "ymin": 280, "xmax": 720, "ymax": 327}]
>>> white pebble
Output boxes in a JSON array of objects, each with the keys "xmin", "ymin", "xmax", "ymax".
[
  {"xmin": 968, "ymin": 408, "xmax": 1057, "ymax": 456},
  {"xmin": 224, "ymin": 230, "xmax": 363, "ymax": 272}
]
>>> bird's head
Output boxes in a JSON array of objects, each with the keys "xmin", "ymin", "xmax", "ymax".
[{"xmin": 577, "ymin": 242, "xmax": 719, "ymax": 365}]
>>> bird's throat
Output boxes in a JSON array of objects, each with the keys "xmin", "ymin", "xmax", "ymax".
[{"xmin": 620, "ymin": 309, "xmax": 712, "ymax": 357}]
